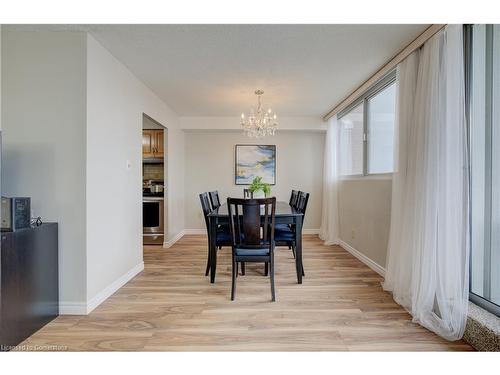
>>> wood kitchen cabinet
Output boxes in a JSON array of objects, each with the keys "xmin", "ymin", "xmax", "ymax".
[
  {"xmin": 142, "ymin": 130, "xmax": 164, "ymax": 159},
  {"xmin": 142, "ymin": 130, "xmax": 155, "ymax": 158},
  {"xmin": 155, "ymin": 130, "xmax": 164, "ymax": 158}
]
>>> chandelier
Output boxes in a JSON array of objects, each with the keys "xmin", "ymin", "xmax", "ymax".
[{"xmin": 240, "ymin": 90, "xmax": 278, "ymax": 138}]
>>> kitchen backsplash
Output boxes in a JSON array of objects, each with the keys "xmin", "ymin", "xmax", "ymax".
[{"xmin": 143, "ymin": 163, "xmax": 164, "ymax": 181}]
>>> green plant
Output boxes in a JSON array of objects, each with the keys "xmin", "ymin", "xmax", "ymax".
[{"xmin": 248, "ymin": 176, "xmax": 271, "ymax": 197}]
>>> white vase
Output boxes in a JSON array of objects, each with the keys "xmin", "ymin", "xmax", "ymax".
[{"xmin": 252, "ymin": 190, "xmax": 264, "ymax": 198}]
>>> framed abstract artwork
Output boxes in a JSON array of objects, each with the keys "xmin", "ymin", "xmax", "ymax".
[{"xmin": 235, "ymin": 144, "xmax": 276, "ymax": 185}]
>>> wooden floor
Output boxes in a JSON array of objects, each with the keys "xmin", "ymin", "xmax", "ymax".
[{"xmin": 17, "ymin": 235, "xmax": 473, "ymax": 351}]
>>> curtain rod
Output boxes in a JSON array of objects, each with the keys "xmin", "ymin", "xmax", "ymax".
[{"xmin": 322, "ymin": 24, "xmax": 446, "ymax": 121}]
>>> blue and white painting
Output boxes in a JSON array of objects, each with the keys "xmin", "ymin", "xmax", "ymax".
[{"xmin": 235, "ymin": 145, "xmax": 276, "ymax": 185}]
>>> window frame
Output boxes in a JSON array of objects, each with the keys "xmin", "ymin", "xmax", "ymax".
[
  {"xmin": 466, "ymin": 23, "xmax": 500, "ymax": 317},
  {"xmin": 338, "ymin": 69, "xmax": 397, "ymax": 178}
]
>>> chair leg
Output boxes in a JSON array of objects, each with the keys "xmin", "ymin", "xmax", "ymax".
[
  {"xmin": 205, "ymin": 259, "xmax": 210, "ymax": 276},
  {"xmin": 291, "ymin": 243, "xmax": 304, "ymax": 276},
  {"xmin": 235, "ymin": 262, "xmax": 238, "ymax": 278},
  {"xmin": 231, "ymin": 258, "xmax": 237, "ymax": 301},
  {"xmin": 264, "ymin": 262, "xmax": 269, "ymax": 276},
  {"xmin": 270, "ymin": 255, "xmax": 276, "ymax": 302},
  {"xmin": 205, "ymin": 242, "xmax": 211, "ymax": 276},
  {"xmin": 241, "ymin": 262, "xmax": 246, "ymax": 275}
]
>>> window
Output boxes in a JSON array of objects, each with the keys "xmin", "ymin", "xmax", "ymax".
[
  {"xmin": 338, "ymin": 73, "xmax": 396, "ymax": 176},
  {"xmin": 367, "ymin": 82, "xmax": 396, "ymax": 174},
  {"xmin": 339, "ymin": 102, "xmax": 364, "ymax": 175},
  {"xmin": 469, "ymin": 24, "xmax": 500, "ymax": 316}
]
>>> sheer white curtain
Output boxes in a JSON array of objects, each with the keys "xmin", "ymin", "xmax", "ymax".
[
  {"xmin": 319, "ymin": 116, "xmax": 340, "ymax": 245},
  {"xmin": 383, "ymin": 24, "xmax": 469, "ymax": 341}
]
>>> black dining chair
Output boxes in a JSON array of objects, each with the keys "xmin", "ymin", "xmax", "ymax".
[
  {"xmin": 289, "ymin": 190, "xmax": 299, "ymax": 208},
  {"xmin": 209, "ymin": 191, "xmax": 221, "ymax": 210},
  {"xmin": 274, "ymin": 191, "xmax": 309, "ymax": 276},
  {"xmin": 227, "ymin": 197, "xmax": 277, "ymax": 301},
  {"xmin": 275, "ymin": 189, "xmax": 300, "ymax": 234},
  {"xmin": 296, "ymin": 191, "xmax": 309, "ymax": 215},
  {"xmin": 243, "ymin": 188, "xmax": 253, "ymax": 199},
  {"xmin": 209, "ymin": 190, "xmax": 232, "ymax": 250},
  {"xmin": 200, "ymin": 192, "xmax": 232, "ymax": 276}
]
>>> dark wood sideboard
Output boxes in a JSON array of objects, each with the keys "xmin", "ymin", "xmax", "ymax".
[{"xmin": 0, "ymin": 223, "xmax": 59, "ymax": 351}]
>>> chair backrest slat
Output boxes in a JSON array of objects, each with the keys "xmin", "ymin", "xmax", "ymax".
[
  {"xmin": 296, "ymin": 191, "xmax": 310, "ymax": 215},
  {"xmin": 243, "ymin": 204, "xmax": 260, "ymax": 245},
  {"xmin": 289, "ymin": 190, "xmax": 299, "ymax": 207},
  {"xmin": 263, "ymin": 203, "xmax": 269, "ymax": 241},
  {"xmin": 227, "ymin": 197, "xmax": 276, "ymax": 248},
  {"xmin": 199, "ymin": 192, "xmax": 211, "ymax": 231},
  {"xmin": 209, "ymin": 191, "xmax": 221, "ymax": 210},
  {"xmin": 235, "ymin": 203, "xmax": 241, "ymax": 244}
]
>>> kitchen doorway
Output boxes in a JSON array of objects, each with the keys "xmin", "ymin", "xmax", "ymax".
[{"xmin": 142, "ymin": 114, "xmax": 167, "ymax": 247}]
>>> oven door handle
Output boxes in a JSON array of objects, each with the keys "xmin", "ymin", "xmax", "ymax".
[{"xmin": 143, "ymin": 197, "xmax": 164, "ymax": 202}]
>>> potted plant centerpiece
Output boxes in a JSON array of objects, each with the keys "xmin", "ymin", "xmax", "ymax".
[{"xmin": 248, "ymin": 176, "xmax": 271, "ymax": 198}]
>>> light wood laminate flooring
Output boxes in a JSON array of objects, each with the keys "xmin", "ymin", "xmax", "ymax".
[{"xmin": 16, "ymin": 235, "xmax": 473, "ymax": 351}]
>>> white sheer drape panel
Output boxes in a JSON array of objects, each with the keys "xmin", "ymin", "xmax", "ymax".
[
  {"xmin": 319, "ymin": 116, "xmax": 340, "ymax": 245},
  {"xmin": 383, "ymin": 51, "xmax": 419, "ymax": 310},
  {"xmin": 383, "ymin": 24, "xmax": 469, "ymax": 341}
]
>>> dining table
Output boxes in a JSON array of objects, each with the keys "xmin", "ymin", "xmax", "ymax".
[{"xmin": 207, "ymin": 201, "xmax": 304, "ymax": 284}]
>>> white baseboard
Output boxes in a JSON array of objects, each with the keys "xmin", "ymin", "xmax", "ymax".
[
  {"xmin": 182, "ymin": 229, "xmax": 206, "ymax": 235},
  {"xmin": 86, "ymin": 261, "xmax": 144, "ymax": 314},
  {"xmin": 59, "ymin": 302, "xmax": 87, "ymax": 315},
  {"xmin": 337, "ymin": 239, "xmax": 386, "ymax": 277},
  {"xmin": 60, "ymin": 262, "xmax": 144, "ymax": 315},
  {"xmin": 163, "ymin": 230, "xmax": 187, "ymax": 248},
  {"xmin": 302, "ymin": 229, "xmax": 320, "ymax": 235}
]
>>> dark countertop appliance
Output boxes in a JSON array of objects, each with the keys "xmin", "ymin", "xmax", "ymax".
[{"xmin": 1, "ymin": 197, "xmax": 31, "ymax": 232}]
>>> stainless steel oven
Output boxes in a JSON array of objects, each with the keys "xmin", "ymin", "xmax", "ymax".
[{"xmin": 143, "ymin": 196, "xmax": 164, "ymax": 245}]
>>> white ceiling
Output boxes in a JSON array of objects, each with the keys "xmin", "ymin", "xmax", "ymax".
[{"xmin": 77, "ymin": 25, "xmax": 427, "ymax": 116}]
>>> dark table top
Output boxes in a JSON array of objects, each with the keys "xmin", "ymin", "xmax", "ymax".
[{"xmin": 208, "ymin": 201, "xmax": 303, "ymax": 217}]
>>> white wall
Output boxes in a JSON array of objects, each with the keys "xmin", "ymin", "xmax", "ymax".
[
  {"xmin": 184, "ymin": 129, "xmax": 324, "ymax": 231},
  {"xmin": 86, "ymin": 35, "xmax": 185, "ymax": 306},
  {"xmin": 1, "ymin": 30, "xmax": 186, "ymax": 314},
  {"xmin": 338, "ymin": 177, "xmax": 392, "ymax": 268},
  {"xmin": 1, "ymin": 29, "xmax": 88, "ymax": 306}
]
